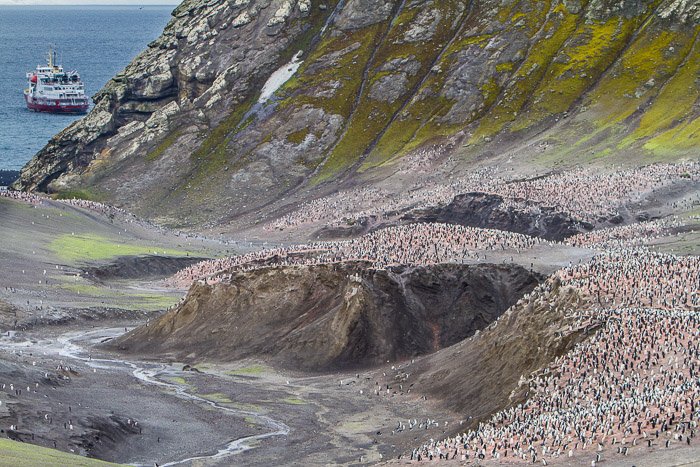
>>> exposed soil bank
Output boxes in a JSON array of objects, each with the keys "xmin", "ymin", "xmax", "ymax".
[
  {"xmin": 404, "ymin": 193, "xmax": 589, "ymax": 241},
  {"xmin": 407, "ymin": 279, "xmax": 592, "ymax": 421},
  {"xmin": 312, "ymin": 179, "xmax": 700, "ymax": 242},
  {"xmin": 84, "ymin": 255, "xmax": 206, "ymax": 282},
  {"xmin": 314, "ymin": 192, "xmax": 590, "ymax": 241},
  {"xmin": 112, "ymin": 262, "xmax": 542, "ymax": 371}
]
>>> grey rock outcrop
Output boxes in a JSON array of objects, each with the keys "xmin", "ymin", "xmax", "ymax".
[{"xmin": 13, "ymin": 0, "xmax": 700, "ymax": 231}]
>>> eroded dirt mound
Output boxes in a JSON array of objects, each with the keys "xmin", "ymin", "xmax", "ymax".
[
  {"xmin": 406, "ymin": 278, "xmax": 592, "ymax": 422},
  {"xmin": 84, "ymin": 255, "xmax": 205, "ymax": 282},
  {"xmin": 315, "ymin": 192, "xmax": 590, "ymax": 241},
  {"xmin": 112, "ymin": 262, "xmax": 541, "ymax": 371},
  {"xmin": 404, "ymin": 193, "xmax": 589, "ymax": 241}
]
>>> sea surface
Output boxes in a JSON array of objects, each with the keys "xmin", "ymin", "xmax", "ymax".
[{"xmin": 0, "ymin": 5, "xmax": 175, "ymax": 171}]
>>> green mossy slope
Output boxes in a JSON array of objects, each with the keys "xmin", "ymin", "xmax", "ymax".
[
  {"xmin": 0, "ymin": 439, "xmax": 124, "ymax": 467},
  {"xmin": 16, "ymin": 0, "xmax": 700, "ymax": 228}
]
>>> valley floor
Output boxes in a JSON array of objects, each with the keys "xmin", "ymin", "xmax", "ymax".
[
  {"xmin": 0, "ymin": 162, "xmax": 699, "ymax": 467},
  {"xmin": 0, "ymin": 195, "xmax": 459, "ymax": 465}
]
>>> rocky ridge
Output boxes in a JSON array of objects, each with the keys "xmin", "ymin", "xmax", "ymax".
[{"xmin": 14, "ymin": 0, "xmax": 700, "ymax": 229}]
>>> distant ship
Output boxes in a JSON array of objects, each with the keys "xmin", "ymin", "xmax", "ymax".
[{"xmin": 24, "ymin": 48, "xmax": 89, "ymax": 114}]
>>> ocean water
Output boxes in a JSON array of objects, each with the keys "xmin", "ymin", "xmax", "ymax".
[{"xmin": 0, "ymin": 5, "xmax": 175, "ymax": 171}]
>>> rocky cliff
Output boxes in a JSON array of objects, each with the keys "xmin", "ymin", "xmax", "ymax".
[
  {"xmin": 111, "ymin": 261, "xmax": 541, "ymax": 370},
  {"xmin": 14, "ymin": 0, "xmax": 700, "ymax": 228}
]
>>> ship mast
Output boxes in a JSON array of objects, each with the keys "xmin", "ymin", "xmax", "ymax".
[{"xmin": 47, "ymin": 47, "xmax": 57, "ymax": 69}]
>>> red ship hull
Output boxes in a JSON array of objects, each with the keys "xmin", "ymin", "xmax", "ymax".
[{"xmin": 25, "ymin": 95, "xmax": 88, "ymax": 114}]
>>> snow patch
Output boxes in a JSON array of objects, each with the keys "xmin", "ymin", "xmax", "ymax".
[{"xmin": 258, "ymin": 51, "xmax": 303, "ymax": 104}]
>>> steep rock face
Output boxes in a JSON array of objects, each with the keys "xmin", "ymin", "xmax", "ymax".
[
  {"xmin": 15, "ymin": 0, "xmax": 700, "ymax": 227},
  {"xmin": 16, "ymin": 0, "xmax": 343, "ymax": 225},
  {"xmin": 111, "ymin": 261, "xmax": 541, "ymax": 370}
]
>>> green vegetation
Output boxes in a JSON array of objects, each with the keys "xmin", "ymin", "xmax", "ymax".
[
  {"xmin": 289, "ymin": 0, "xmax": 697, "ymax": 173},
  {"xmin": 593, "ymin": 30, "xmax": 690, "ymax": 127},
  {"xmin": 472, "ymin": 4, "xmax": 580, "ymax": 141},
  {"xmin": 623, "ymin": 28, "xmax": 700, "ymax": 156},
  {"xmin": 164, "ymin": 3, "xmax": 332, "ymax": 189},
  {"xmin": 200, "ymin": 392, "xmax": 233, "ymax": 403},
  {"xmin": 225, "ymin": 364, "xmax": 267, "ymax": 376},
  {"xmin": 167, "ymin": 376, "xmax": 188, "ymax": 385},
  {"xmin": 281, "ymin": 0, "xmax": 560, "ymax": 174},
  {"xmin": 515, "ymin": 17, "xmax": 634, "ymax": 130},
  {"xmin": 643, "ymin": 119, "xmax": 700, "ymax": 156},
  {"xmin": 49, "ymin": 233, "xmax": 191, "ymax": 263},
  {"xmin": 59, "ymin": 279, "xmax": 180, "ymax": 311},
  {"xmin": 177, "ymin": 3, "xmax": 340, "ymax": 196},
  {"xmin": 0, "ymin": 439, "xmax": 124, "ymax": 467},
  {"xmin": 53, "ymin": 189, "xmax": 104, "ymax": 202},
  {"xmin": 281, "ymin": 396, "xmax": 306, "ymax": 405},
  {"xmin": 188, "ymin": 94, "xmax": 257, "ymax": 182},
  {"xmin": 311, "ymin": 0, "xmax": 476, "ymax": 178},
  {"xmin": 280, "ymin": 0, "xmax": 340, "ymax": 64},
  {"xmin": 362, "ymin": 34, "xmax": 492, "ymax": 169},
  {"xmin": 230, "ymin": 402, "xmax": 263, "ymax": 412},
  {"xmin": 146, "ymin": 130, "xmax": 182, "ymax": 162},
  {"xmin": 362, "ymin": 1, "xmax": 558, "ymax": 168},
  {"xmin": 496, "ymin": 61, "xmax": 514, "ymax": 73},
  {"xmin": 286, "ymin": 128, "xmax": 311, "ymax": 145},
  {"xmin": 635, "ymin": 35, "xmax": 699, "ymax": 135},
  {"xmin": 281, "ymin": 25, "xmax": 383, "ymax": 120},
  {"xmin": 557, "ymin": 19, "xmax": 700, "ymax": 160}
]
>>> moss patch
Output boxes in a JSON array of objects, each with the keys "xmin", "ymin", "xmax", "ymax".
[
  {"xmin": 471, "ymin": 4, "xmax": 581, "ymax": 140},
  {"xmin": 146, "ymin": 130, "xmax": 182, "ymax": 162},
  {"xmin": 282, "ymin": 26, "xmax": 383, "ymax": 118},
  {"xmin": 643, "ymin": 118, "xmax": 700, "ymax": 156},
  {"xmin": 225, "ymin": 364, "xmax": 267, "ymax": 376},
  {"xmin": 515, "ymin": 16, "xmax": 636, "ymax": 131},
  {"xmin": 281, "ymin": 396, "xmax": 306, "ymax": 405},
  {"xmin": 167, "ymin": 376, "xmax": 188, "ymax": 386},
  {"xmin": 0, "ymin": 439, "xmax": 124, "ymax": 467},
  {"xmin": 286, "ymin": 128, "xmax": 311, "ymax": 145},
  {"xmin": 188, "ymin": 95, "xmax": 257, "ymax": 183},
  {"xmin": 49, "ymin": 233, "xmax": 191, "ymax": 263},
  {"xmin": 59, "ymin": 279, "xmax": 180, "ymax": 311},
  {"xmin": 200, "ymin": 392, "xmax": 233, "ymax": 403},
  {"xmin": 53, "ymin": 189, "xmax": 104, "ymax": 202},
  {"xmin": 230, "ymin": 402, "xmax": 263, "ymax": 412},
  {"xmin": 314, "ymin": 0, "xmax": 476, "ymax": 180},
  {"xmin": 618, "ymin": 26, "xmax": 700, "ymax": 157}
]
